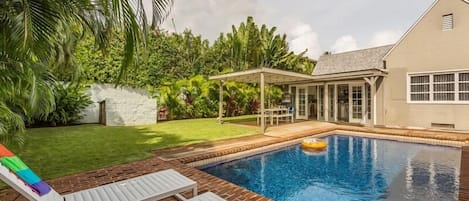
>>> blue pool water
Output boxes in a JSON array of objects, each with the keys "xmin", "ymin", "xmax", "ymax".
[{"xmin": 202, "ymin": 135, "xmax": 461, "ymax": 201}]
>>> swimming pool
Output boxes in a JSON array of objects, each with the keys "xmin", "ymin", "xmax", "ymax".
[{"xmin": 202, "ymin": 135, "xmax": 460, "ymax": 201}]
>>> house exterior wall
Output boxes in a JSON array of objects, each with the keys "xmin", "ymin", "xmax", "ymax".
[
  {"xmin": 375, "ymin": 77, "xmax": 385, "ymax": 126},
  {"xmin": 79, "ymin": 84, "xmax": 157, "ymax": 126},
  {"xmin": 384, "ymin": 0, "xmax": 469, "ymax": 130}
]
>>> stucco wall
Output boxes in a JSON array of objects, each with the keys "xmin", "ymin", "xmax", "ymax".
[
  {"xmin": 80, "ymin": 84, "xmax": 157, "ymax": 126},
  {"xmin": 384, "ymin": 0, "xmax": 469, "ymax": 130},
  {"xmin": 375, "ymin": 77, "xmax": 385, "ymax": 126}
]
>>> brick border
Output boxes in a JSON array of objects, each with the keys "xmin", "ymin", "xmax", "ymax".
[
  {"xmin": 0, "ymin": 157, "xmax": 271, "ymax": 201},
  {"xmin": 459, "ymin": 146, "xmax": 469, "ymax": 201},
  {"xmin": 171, "ymin": 125, "xmax": 467, "ymax": 165}
]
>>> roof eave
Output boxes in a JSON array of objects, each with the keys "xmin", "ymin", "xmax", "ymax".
[{"xmin": 311, "ymin": 69, "xmax": 388, "ymax": 81}]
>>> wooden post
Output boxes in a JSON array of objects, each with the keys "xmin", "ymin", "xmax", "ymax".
[
  {"xmin": 260, "ymin": 73, "xmax": 265, "ymax": 134},
  {"xmin": 316, "ymin": 86, "xmax": 320, "ymax": 121},
  {"xmin": 373, "ymin": 81, "xmax": 377, "ymax": 125},
  {"xmin": 334, "ymin": 84, "xmax": 338, "ymax": 122},
  {"xmin": 267, "ymin": 84, "xmax": 271, "ymax": 108},
  {"xmin": 364, "ymin": 77, "xmax": 378, "ymax": 127},
  {"xmin": 324, "ymin": 84, "xmax": 329, "ymax": 122},
  {"xmin": 218, "ymin": 80, "xmax": 224, "ymax": 124}
]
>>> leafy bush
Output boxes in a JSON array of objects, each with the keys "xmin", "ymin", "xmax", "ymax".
[
  {"xmin": 158, "ymin": 76, "xmax": 282, "ymax": 120},
  {"xmin": 31, "ymin": 83, "xmax": 92, "ymax": 126}
]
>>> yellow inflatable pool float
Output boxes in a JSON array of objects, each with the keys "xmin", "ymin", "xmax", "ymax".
[{"xmin": 301, "ymin": 138, "xmax": 327, "ymax": 150}]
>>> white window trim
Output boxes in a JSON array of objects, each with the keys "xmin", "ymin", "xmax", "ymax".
[
  {"xmin": 433, "ymin": 73, "xmax": 455, "ymax": 101},
  {"xmin": 407, "ymin": 70, "xmax": 469, "ymax": 104},
  {"xmin": 459, "ymin": 73, "xmax": 469, "ymax": 101},
  {"xmin": 408, "ymin": 75, "xmax": 431, "ymax": 102}
]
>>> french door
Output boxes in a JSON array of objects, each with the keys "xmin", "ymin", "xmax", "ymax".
[
  {"xmin": 349, "ymin": 84, "xmax": 365, "ymax": 123},
  {"xmin": 296, "ymin": 87, "xmax": 308, "ymax": 120}
]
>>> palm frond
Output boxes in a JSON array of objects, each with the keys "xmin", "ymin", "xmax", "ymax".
[{"xmin": 0, "ymin": 0, "xmax": 173, "ymax": 145}]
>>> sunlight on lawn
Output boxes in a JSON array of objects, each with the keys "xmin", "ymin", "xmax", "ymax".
[{"xmin": 5, "ymin": 116, "xmax": 258, "ymax": 182}]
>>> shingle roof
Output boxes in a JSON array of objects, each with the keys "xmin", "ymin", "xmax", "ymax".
[{"xmin": 312, "ymin": 45, "xmax": 394, "ymax": 75}]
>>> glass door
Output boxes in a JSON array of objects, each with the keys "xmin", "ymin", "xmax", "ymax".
[
  {"xmin": 350, "ymin": 84, "xmax": 364, "ymax": 123},
  {"xmin": 296, "ymin": 87, "xmax": 308, "ymax": 120},
  {"xmin": 328, "ymin": 85, "xmax": 335, "ymax": 121},
  {"xmin": 317, "ymin": 86, "xmax": 325, "ymax": 120},
  {"xmin": 337, "ymin": 85, "xmax": 349, "ymax": 122}
]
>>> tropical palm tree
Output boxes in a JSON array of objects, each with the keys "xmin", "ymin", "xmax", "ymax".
[
  {"xmin": 222, "ymin": 16, "xmax": 314, "ymax": 73},
  {"xmin": 0, "ymin": 0, "xmax": 173, "ymax": 145}
]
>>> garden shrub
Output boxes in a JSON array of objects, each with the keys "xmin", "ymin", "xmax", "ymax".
[
  {"xmin": 30, "ymin": 83, "xmax": 92, "ymax": 126},
  {"xmin": 158, "ymin": 76, "xmax": 282, "ymax": 120}
]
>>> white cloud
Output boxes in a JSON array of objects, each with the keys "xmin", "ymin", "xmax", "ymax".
[
  {"xmin": 154, "ymin": 0, "xmax": 259, "ymax": 40},
  {"xmin": 143, "ymin": 0, "xmax": 434, "ymax": 54},
  {"xmin": 368, "ymin": 30, "xmax": 402, "ymax": 47},
  {"xmin": 331, "ymin": 35, "xmax": 358, "ymax": 53},
  {"xmin": 288, "ymin": 22, "xmax": 322, "ymax": 59}
]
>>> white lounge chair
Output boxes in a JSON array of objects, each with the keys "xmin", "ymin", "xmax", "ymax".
[
  {"xmin": 0, "ymin": 145, "xmax": 225, "ymax": 201},
  {"xmin": 187, "ymin": 192, "xmax": 226, "ymax": 201},
  {"xmin": 63, "ymin": 169, "xmax": 197, "ymax": 201}
]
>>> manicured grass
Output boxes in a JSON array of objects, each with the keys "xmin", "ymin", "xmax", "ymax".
[{"xmin": 6, "ymin": 116, "xmax": 258, "ymax": 181}]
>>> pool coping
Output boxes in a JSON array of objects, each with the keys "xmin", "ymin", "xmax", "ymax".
[
  {"xmin": 187, "ymin": 129, "xmax": 465, "ymax": 168},
  {"xmin": 166, "ymin": 124, "xmax": 469, "ymax": 165}
]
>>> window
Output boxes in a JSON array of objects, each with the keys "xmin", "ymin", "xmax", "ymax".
[
  {"xmin": 410, "ymin": 75, "xmax": 430, "ymax": 101},
  {"xmin": 328, "ymin": 85, "xmax": 335, "ymax": 120},
  {"xmin": 352, "ymin": 86, "xmax": 362, "ymax": 119},
  {"xmin": 442, "ymin": 14, "xmax": 453, "ymax": 31},
  {"xmin": 460, "ymin": 73, "xmax": 469, "ymax": 100},
  {"xmin": 433, "ymin": 74, "xmax": 455, "ymax": 101},
  {"xmin": 408, "ymin": 71, "xmax": 469, "ymax": 103}
]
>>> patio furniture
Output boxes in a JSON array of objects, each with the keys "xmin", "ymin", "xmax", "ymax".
[
  {"xmin": 63, "ymin": 169, "xmax": 197, "ymax": 201},
  {"xmin": 272, "ymin": 113, "xmax": 294, "ymax": 125},
  {"xmin": 257, "ymin": 108, "xmax": 294, "ymax": 126},
  {"xmin": 0, "ymin": 144, "xmax": 225, "ymax": 201},
  {"xmin": 266, "ymin": 108, "xmax": 293, "ymax": 126},
  {"xmin": 256, "ymin": 110, "xmax": 271, "ymax": 125}
]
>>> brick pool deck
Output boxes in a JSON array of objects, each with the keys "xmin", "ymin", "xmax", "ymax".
[
  {"xmin": 1, "ymin": 121, "xmax": 469, "ymax": 201},
  {"xmin": 459, "ymin": 146, "xmax": 469, "ymax": 201}
]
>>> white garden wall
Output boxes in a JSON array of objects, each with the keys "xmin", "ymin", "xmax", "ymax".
[{"xmin": 79, "ymin": 84, "xmax": 157, "ymax": 126}]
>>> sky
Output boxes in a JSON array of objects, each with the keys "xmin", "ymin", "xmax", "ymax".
[{"xmin": 145, "ymin": 0, "xmax": 435, "ymax": 59}]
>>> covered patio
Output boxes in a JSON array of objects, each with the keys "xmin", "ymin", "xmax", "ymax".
[
  {"xmin": 210, "ymin": 66, "xmax": 387, "ymax": 134},
  {"xmin": 209, "ymin": 67, "xmax": 314, "ymax": 134}
]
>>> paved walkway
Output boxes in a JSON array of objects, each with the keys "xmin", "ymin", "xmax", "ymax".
[{"xmin": 1, "ymin": 121, "xmax": 469, "ymax": 201}]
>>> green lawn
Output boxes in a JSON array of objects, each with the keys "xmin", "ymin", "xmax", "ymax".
[{"xmin": 6, "ymin": 116, "xmax": 258, "ymax": 181}]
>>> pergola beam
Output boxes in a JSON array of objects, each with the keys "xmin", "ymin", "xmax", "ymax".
[
  {"xmin": 218, "ymin": 80, "xmax": 224, "ymax": 124},
  {"xmin": 209, "ymin": 67, "xmax": 314, "ymax": 84}
]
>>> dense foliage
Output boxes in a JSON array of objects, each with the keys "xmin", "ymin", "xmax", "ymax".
[
  {"xmin": 157, "ymin": 76, "xmax": 282, "ymax": 119},
  {"xmin": 29, "ymin": 83, "xmax": 93, "ymax": 127},
  {"xmin": 77, "ymin": 17, "xmax": 314, "ymax": 119},
  {"xmin": 0, "ymin": 0, "xmax": 172, "ymax": 144}
]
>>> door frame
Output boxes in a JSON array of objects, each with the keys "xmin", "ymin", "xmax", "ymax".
[
  {"xmin": 296, "ymin": 86, "xmax": 308, "ymax": 120},
  {"xmin": 349, "ymin": 84, "xmax": 365, "ymax": 124},
  {"xmin": 316, "ymin": 85, "xmax": 325, "ymax": 121},
  {"xmin": 99, "ymin": 100, "xmax": 106, "ymax": 125}
]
